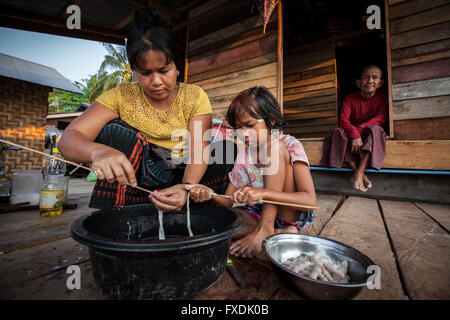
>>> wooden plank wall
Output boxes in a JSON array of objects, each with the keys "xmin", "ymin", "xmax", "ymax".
[
  {"xmin": 389, "ymin": 0, "xmax": 450, "ymax": 140},
  {"xmin": 186, "ymin": 0, "xmax": 279, "ymax": 123},
  {"xmin": 282, "ymin": 44, "xmax": 338, "ymax": 138}
]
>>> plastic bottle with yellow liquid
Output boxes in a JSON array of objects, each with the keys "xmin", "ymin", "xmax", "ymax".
[{"xmin": 39, "ymin": 141, "xmax": 67, "ymax": 217}]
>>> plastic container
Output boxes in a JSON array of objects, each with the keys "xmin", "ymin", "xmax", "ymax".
[
  {"xmin": 10, "ymin": 170, "xmax": 42, "ymax": 206},
  {"xmin": 71, "ymin": 203, "xmax": 243, "ymax": 299},
  {"xmin": 43, "ymin": 149, "xmax": 69, "ymax": 202},
  {"xmin": 39, "ymin": 175, "xmax": 66, "ymax": 217}
]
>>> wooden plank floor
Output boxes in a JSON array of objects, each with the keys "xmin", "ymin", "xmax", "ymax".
[{"xmin": 0, "ymin": 192, "xmax": 449, "ymax": 300}]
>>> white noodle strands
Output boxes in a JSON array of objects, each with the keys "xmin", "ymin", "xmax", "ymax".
[
  {"xmin": 158, "ymin": 209, "xmax": 165, "ymax": 240},
  {"xmin": 186, "ymin": 192, "xmax": 193, "ymax": 237}
]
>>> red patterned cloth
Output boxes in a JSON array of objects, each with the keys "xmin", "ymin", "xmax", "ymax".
[{"xmin": 254, "ymin": 0, "xmax": 279, "ymax": 33}]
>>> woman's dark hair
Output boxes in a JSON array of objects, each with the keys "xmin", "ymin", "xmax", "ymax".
[
  {"xmin": 126, "ymin": 7, "xmax": 180, "ymax": 71},
  {"xmin": 226, "ymin": 86, "xmax": 285, "ymax": 130}
]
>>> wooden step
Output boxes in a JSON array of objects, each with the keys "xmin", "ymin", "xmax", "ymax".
[{"xmin": 300, "ymin": 139, "xmax": 450, "ymax": 170}]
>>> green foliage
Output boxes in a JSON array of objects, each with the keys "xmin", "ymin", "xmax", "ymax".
[
  {"xmin": 88, "ymin": 43, "xmax": 132, "ymax": 103},
  {"xmin": 48, "ymin": 85, "xmax": 86, "ymax": 113},
  {"xmin": 48, "ymin": 43, "xmax": 132, "ymax": 113}
]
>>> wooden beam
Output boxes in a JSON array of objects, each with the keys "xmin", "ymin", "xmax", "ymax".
[
  {"xmin": 392, "ymin": 50, "xmax": 450, "ymax": 68},
  {"xmin": 389, "ymin": 4, "xmax": 450, "ymax": 35},
  {"xmin": 189, "ymin": 24, "xmax": 277, "ymax": 61},
  {"xmin": 283, "ymin": 81, "xmax": 336, "ymax": 96},
  {"xmin": 392, "ymin": 58, "xmax": 450, "ymax": 84},
  {"xmin": 126, "ymin": 0, "xmax": 175, "ymax": 20},
  {"xmin": 284, "ymin": 87, "xmax": 336, "ymax": 102},
  {"xmin": 392, "ymin": 76, "xmax": 450, "ymax": 101},
  {"xmin": 385, "ymin": 0, "xmax": 395, "ymax": 138},
  {"xmin": 393, "ymin": 95, "xmax": 450, "ymax": 120},
  {"xmin": 0, "ymin": 6, "xmax": 126, "ymax": 44},
  {"xmin": 277, "ymin": 0, "xmax": 283, "ymax": 111},
  {"xmin": 391, "ymin": 39, "xmax": 450, "ymax": 61},
  {"xmin": 189, "ymin": 15, "xmax": 261, "ymax": 53},
  {"xmin": 389, "ymin": 0, "xmax": 449, "ymax": 19},
  {"xmin": 389, "ymin": 0, "xmax": 408, "ymax": 6},
  {"xmin": 394, "ymin": 117, "xmax": 450, "ymax": 140},
  {"xmin": 188, "ymin": 53, "xmax": 277, "ymax": 83},
  {"xmin": 0, "ymin": 15, "xmax": 125, "ymax": 45},
  {"xmin": 114, "ymin": 12, "xmax": 135, "ymax": 30},
  {"xmin": 188, "ymin": 35, "xmax": 277, "ymax": 76},
  {"xmin": 176, "ymin": 0, "xmax": 205, "ymax": 14},
  {"xmin": 204, "ymin": 76, "xmax": 277, "ymax": 99},
  {"xmin": 390, "ymin": 21, "xmax": 450, "ymax": 50},
  {"xmin": 284, "ymin": 74, "xmax": 335, "ymax": 89},
  {"xmin": 188, "ymin": 0, "xmax": 229, "ymax": 20},
  {"xmin": 184, "ymin": 22, "xmax": 189, "ymax": 83},
  {"xmin": 193, "ymin": 63, "xmax": 277, "ymax": 91},
  {"xmin": 188, "ymin": 0, "xmax": 253, "ymax": 41},
  {"xmin": 284, "ymin": 64, "xmax": 335, "ymax": 83}
]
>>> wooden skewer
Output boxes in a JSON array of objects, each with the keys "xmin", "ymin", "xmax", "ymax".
[
  {"xmin": 1, "ymin": 138, "xmax": 317, "ymax": 210},
  {"xmin": 210, "ymin": 192, "xmax": 318, "ymax": 211},
  {"xmin": 0, "ymin": 138, "xmax": 156, "ymax": 195}
]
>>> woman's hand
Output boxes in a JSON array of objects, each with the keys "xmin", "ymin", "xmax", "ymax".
[
  {"xmin": 185, "ymin": 184, "xmax": 214, "ymax": 203},
  {"xmin": 150, "ymin": 184, "xmax": 188, "ymax": 212},
  {"xmin": 91, "ymin": 146, "xmax": 137, "ymax": 187},
  {"xmin": 233, "ymin": 186, "xmax": 266, "ymax": 205}
]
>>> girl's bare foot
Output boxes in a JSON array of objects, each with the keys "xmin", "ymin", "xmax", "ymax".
[
  {"xmin": 275, "ymin": 226, "xmax": 298, "ymax": 234},
  {"xmin": 363, "ymin": 175, "xmax": 372, "ymax": 190},
  {"xmin": 230, "ymin": 229, "xmax": 271, "ymax": 258}
]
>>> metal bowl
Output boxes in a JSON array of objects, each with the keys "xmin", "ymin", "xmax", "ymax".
[{"xmin": 262, "ymin": 233, "xmax": 375, "ymax": 300}]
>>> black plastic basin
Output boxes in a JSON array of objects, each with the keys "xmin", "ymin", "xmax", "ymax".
[{"xmin": 71, "ymin": 203, "xmax": 243, "ymax": 300}]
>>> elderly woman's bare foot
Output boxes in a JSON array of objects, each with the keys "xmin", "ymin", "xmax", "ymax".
[
  {"xmin": 352, "ymin": 174, "xmax": 368, "ymax": 192},
  {"xmin": 363, "ymin": 175, "xmax": 372, "ymax": 190}
]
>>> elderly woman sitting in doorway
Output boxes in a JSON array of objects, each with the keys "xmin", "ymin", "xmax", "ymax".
[
  {"xmin": 59, "ymin": 7, "xmax": 233, "ymax": 211},
  {"xmin": 321, "ymin": 65, "xmax": 388, "ymax": 191}
]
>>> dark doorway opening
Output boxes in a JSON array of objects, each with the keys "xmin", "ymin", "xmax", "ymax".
[{"xmin": 335, "ymin": 30, "xmax": 389, "ymax": 135}]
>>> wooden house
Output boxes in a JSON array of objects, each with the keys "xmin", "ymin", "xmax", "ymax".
[
  {"xmin": 1, "ymin": 0, "xmax": 449, "ymax": 201},
  {"xmin": 0, "ymin": 53, "xmax": 83, "ymax": 176},
  {"xmin": 183, "ymin": 0, "xmax": 449, "ymax": 170}
]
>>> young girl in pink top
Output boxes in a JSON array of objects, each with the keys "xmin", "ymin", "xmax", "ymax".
[{"xmin": 186, "ymin": 87, "xmax": 316, "ymax": 258}]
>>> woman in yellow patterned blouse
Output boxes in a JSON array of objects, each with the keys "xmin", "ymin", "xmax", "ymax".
[{"xmin": 59, "ymin": 7, "xmax": 228, "ymax": 211}]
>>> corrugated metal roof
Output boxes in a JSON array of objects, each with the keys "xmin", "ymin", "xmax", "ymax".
[{"xmin": 0, "ymin": 52, "xmax": 83, "ymax": 94}]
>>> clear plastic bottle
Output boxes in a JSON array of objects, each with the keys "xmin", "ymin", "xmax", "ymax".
[
  {"xmin": 40, "ymin": 142, "xmax": 68, "ymax": 216},
  {"xmin": 39, "ymin": 175, "xmax": 65, "ymax": 217}
]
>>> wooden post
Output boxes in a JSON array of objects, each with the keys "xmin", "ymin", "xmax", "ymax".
[
  {"xmin": 277, "ymin": 0, "xmax": 283, "ymax": 111},
  {"xmin": 184, "ymin": 23, "xmax": 189, "ymax": 83},
  {"xmin": 385, "ymin": 0, "xmax": 395, "ymax": 138}
]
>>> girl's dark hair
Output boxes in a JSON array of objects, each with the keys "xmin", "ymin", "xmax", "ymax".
[
  {"xmin": 126, "ymin": 7, "xmax": 180, "ymax": 71},
  {"xmin": 226, "ymin": 86, "xmax": 285, "ymax": 130}
]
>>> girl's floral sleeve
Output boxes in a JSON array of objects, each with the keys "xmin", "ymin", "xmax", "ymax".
[{"xmin": 283, "ymin": 135, "xmax": 310, "ymax": 167}]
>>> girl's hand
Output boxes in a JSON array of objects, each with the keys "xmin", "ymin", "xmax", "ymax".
[
  {"xmin": 91, "ymin": 146, "xmax": 137, "ymax": 187},
  {"xmin": 184, "ymin": 184, "xmax": 214, "ymax": 203},
  {"xmin": 150, "ymin": 184, "xmax": 188, "ymax": 212},
  {"xmin": 233, "ymin": 186, "xmax": 266, "ymax": 205}
]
